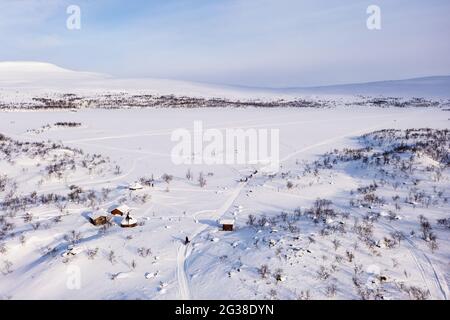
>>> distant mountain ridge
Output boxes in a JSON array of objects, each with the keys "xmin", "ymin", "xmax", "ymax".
[
  {"xmin": 0, "ymin": 61, "xmax": 449, "ymax": 99},
  {"xmin": 280, "ymin": 76, "xmax": 450, "ymax": 99}
]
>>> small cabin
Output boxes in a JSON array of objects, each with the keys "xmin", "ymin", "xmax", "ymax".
[
  {"xmin": 89, "ymin": 212, "xmax": 110, "ymax": 226},
  {"xmin": 219, "ymin": 219, "xmax": 235, "ymax": 231},
  {"xmin": 111, "ymin": 204, "xmax": 130, "ymax": 216},
  {"xmin": 129, "ymin": 182, "xmax": 144, "ymax": 191},
  {"xmin": 121, "ymin": 213, "xmax": 138, "ymax": 228}
]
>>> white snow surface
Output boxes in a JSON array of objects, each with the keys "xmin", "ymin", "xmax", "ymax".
[
  {"xmin": 0, "ymin": 61, "xmax": 449, "ymax": 300},
  {"xmin": 0, "ymin": 106, "xmax": 449, "ymax": 300}
]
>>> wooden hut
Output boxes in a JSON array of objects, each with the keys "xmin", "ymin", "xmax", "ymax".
[
  {"xmin": 111, "ymin": 204, "xmax": 130, "ymax": 216},
  {"xmin": 219, "ymin": 219, "xmax": 235, "ymax": 231},
  {"xmin": 89, "ymin": 211, "xmax": 110, "ymax": 226}
]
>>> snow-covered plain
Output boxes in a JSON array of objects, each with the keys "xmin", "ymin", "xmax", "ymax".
[
  {"xmin": 0, "ymin": 106, "xmax": 448, "ymax": 300},
  {"xmin": 0, "ymin": 62, "xmax": 449, "ymax": 300}
]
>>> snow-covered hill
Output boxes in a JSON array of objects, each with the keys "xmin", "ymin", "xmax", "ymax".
[
  {"xmin": 282, "ymin": 76, "xmax": 450, "ymax": 99},
  {"xmin": 0, "ymin": 61, "xmax": 107, "ymax": 85},
  {"xmin": 0, "ymin": 61, "xmax": 278, "ymax": 101},
  {"xmin": 1, "ymin": 61, "xmax": 449, "ymax": 101}
]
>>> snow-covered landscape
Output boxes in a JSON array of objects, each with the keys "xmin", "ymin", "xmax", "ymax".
[
  {"xmin": 0, "ymin": 61, "xmax": 449, "ymax": 300},
  {"xmin": 1, "ymin": 0, "xmax": 450, "ymax": 305}
]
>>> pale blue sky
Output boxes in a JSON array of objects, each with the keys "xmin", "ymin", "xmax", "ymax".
[{"xmin": 0, "ymin": 0, "xmax": 449, "ymax": 87}]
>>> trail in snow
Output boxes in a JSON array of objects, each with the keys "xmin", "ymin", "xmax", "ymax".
[
  {"xmin": 418, "ymin": 248, "xmax": 449, "ymax": 300},
  {"xmin": 280, "ymin": 108, "xmax": 427, "ymax": 164},
  {"xmin": 176, "ymin": 183, "xmax": 246, "ymax": 300},
  {"xmin": 63, "ymin": 112, "xmax": 403, "ymax": 144},
  {"xmin": 173, "ymin": 116, "xmax": 408, "ymax": 299},
  {"xmin": 62, "ymin": 113, "xmax": 298, "ymax": 144},
  {"xmin": 176, "ymin": 243, "xmax": 191, "ymax": 300},
  {"xmin": 281, "ymin": 123, "xmax": 393, "ymax": 163},
  {"xmin": 32, "ymin": 109, "xmax": 409, "ymax": 196},
  {"xmin": 381, "ymin": 220, "xmax": 448, "ymax": 300}
]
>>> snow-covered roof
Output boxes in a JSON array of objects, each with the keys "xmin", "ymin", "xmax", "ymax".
[
  {"xmin": 129, "ymin": 182, "xmax": 143, "ymax": 190},
  {"xmin": 113, "ymin": 204, "xmax": 130, "ymax": 213},
  {"xmin": 121, "ymin": 215, "xmax": 137, "ymax": 226},
  {"xmin": 88, "ymin": 210, "xmax": 108, "ymax": 218},
  {"xmin": 219, "ymin": 219, "xmax": 235, "ymax": 225}
]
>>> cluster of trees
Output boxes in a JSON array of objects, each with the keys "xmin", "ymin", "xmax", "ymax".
[
  {"xmin": 3, "ymin": 91, "xmax": 448, "ymax": 111},
  {"xmin": 90, "ymin": 93, "xmax": 328, "ymax": 109},
  {"xmin": 139, "ymin": 175, "xmax": 155, "ymax": 187},
  {"xmin": 419, "ymin": 215, "xmax": 439, "ymax": 252},
  {"xmin": 363, "ymin": 128, "xmax": 449, "ymax": 165},
  {"xmin": 299, "ymin": 129, "xmax": 450, "ymax": 214},
  {"xmin": 27, "ymin": 122, "xmax": 82, "ymax": 134},
  {"xmin": 246, "ymin": 199, "xmax": 349, "ymax": 234},
  {"xmin": 0, "ymin": 133, "xmax": 82, "ymax": 162},
  {"xmin": 307, "ymin": 129, "xmax": 448, "ymax": 182},
  {"xmin": 437, "ymin": 217, "xmax": 450, "ymax": 229},
  {"xmin": 1, "ymin": 133, "xmax": 113, "ymax": 182},
  {"xmin": 2, "ymin": 95, "xmax": 80, "ymax": 110},
  {"xmin": 353, "ymin": 97, "xmax": 441, "ymax": 109},
  {"xmin": 189, "ymin": 169, "xmax": 210, "ymax": 187},
  {"xmin": 30, "ymin": 95, "xmax": 82, "ymax": 110},
  {"xmin": 54, "ymin": 122, "xmax": 81, "ymax": 127},
  {"xmin": 0, "ymin": 174, "xmax": 9, "ymax": 192},
  {"xmin": 1, "ymin": 191, "xmax": 67, "ymax": 215},
  {"xmin": 1, "ymin": 92, "xmax": 332, "ymax": 110}
]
